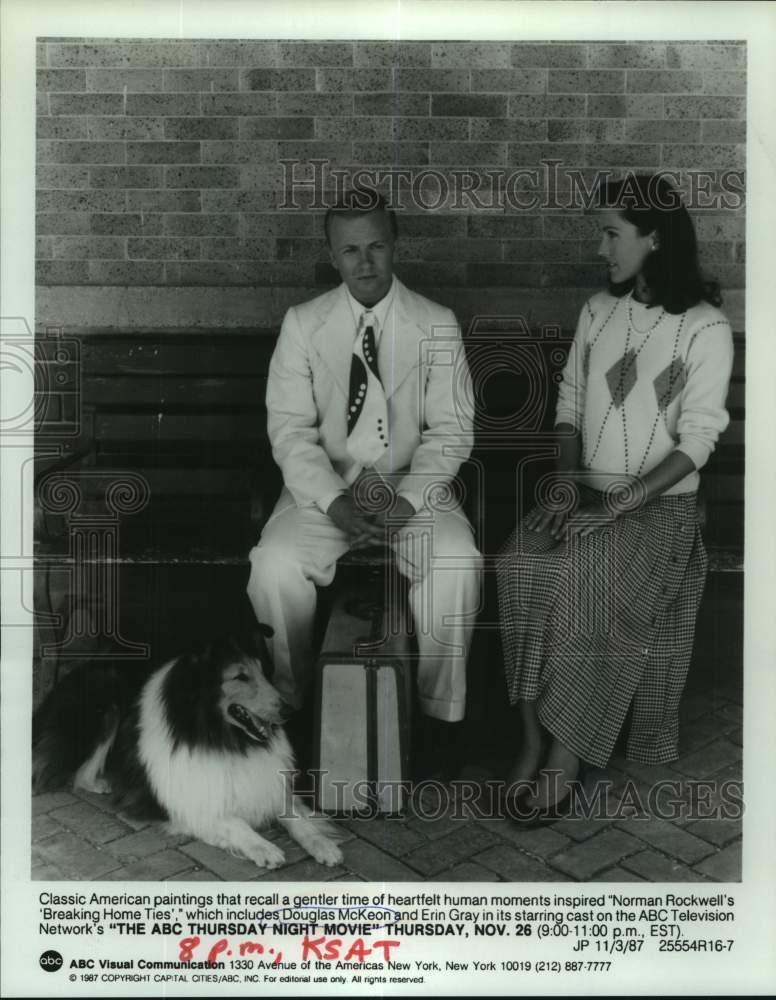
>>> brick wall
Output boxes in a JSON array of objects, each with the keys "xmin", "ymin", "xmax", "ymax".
[{"xmin": 35, "ymin": 38, "xmax": 746, "ymax": 331}]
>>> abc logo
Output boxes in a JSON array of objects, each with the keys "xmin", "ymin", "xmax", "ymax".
[{"xmin": 39, "ymin": 950, "xmax": 63, "ymax": 973}]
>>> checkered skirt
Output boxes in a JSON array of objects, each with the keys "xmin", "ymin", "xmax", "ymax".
[{"xmin": 496, "ymin": 493, "xmax": 707, "ymax": 767}]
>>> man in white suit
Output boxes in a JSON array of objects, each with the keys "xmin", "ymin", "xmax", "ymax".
[{"xmin": 246, "ymin": 190, "xmax": 482, "ymax": 772}]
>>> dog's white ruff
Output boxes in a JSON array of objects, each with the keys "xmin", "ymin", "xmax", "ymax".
[{"xmin": 135, "ymin": 661, "xmax": 343, "ymax": 869}]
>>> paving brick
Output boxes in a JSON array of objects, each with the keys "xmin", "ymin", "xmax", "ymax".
[
  {"xmin": 90, "ymin": 165, "xmax": 163, "ymax": 188},
  {"xmin": 403, "ymin": 825, "xmax": 499, "ymax": 876},
  {"xmin": 673, "ymin": 739, "xmax": 741, "ymax": 779},
  {"xmin": 550, "ymin": 814, "xmax": 618, "ymax": 842},
  {"xmin": 432, "ymin": 94, "xmax": 508, "ymax": 118},
  {"xmin": 354, "ymin": 93, "xmax": 430, "ymax": 117},
  {"xmin": 165, "ymin": 165, "xmax": 239, "ymax": 189},
  {"xmin": 38, "ymin": 68, "xmax": 87, "ymax": 91},
  {"xmin": 35, "ymin": 831, "xmax": 123, "ymax": 879},
  {"xmin": 355, "ymin": 42, "xmax": 431, "ymax": 68},
  {"xmin": 127, "ymin": 141, "xmax": 201, "ymax": 164},
  {"xmin": 429, "ymin": 862, "xmax": 500, "ymax": 881},
  {"xmin": 478, "ymin": 817, "xmax": 571, "ymax": 859},
  {"xmin": 589, "ymin": 865, "xmax": 646, "ymax": 882},
  {"xmin": 48, "ymin": 41, "xmax": 205, "ymax": 68},
  {"xmin": 203, "ymin": 41, "xmax": 278, "ymax": 68},
  {"xmin": 32, "ymin": 812, "xmax": 66, "ymax": 841},
  {"xmin": 32, "ymin": 791, "xmax": 77, "ymax": 816},
  {"xmin": 552, "ymin": 829, "xmax": 643, "ymax": 879},
  {"xmin": 241, "ymin": 117, "xmax": 314, "ymax": 140},
  {"xmin": 346, "ymin": 818, "xmax": 427, "ymax": 857},
  {"xmin": 104, "ymin": 849, "xmax": 197, "ymax": 881},
  {"xmin": 50, "ymin": 93, "xmax": 124, "ymax": 116},
  {"xmin": 702, "ymin": 71, "xmax": 746, "ymax": 96},
  {"xmin": 614, "ymin": 815, "xmax": 716, "ymax": 865},
  {"xmin": 318, "ymin": 69, "xmax": 392, "ymax": 93},
  {"xmin": 88, "ymin": 117, "xmax": 165, "ymax": 140},
  {"xmin": 676, "ymin": 716, "xmax": 722, "ymax": 754},
  {"xmin": 475, "ymin": 844, "xmax": 564, "ymax": 881},
  {"xmin": 405, "ymin": 808, "xmax": 461, "ymax": 841},
  {"xmin": 165, "ymin": 868, "xmax": 221, "ymax": 881},
  {"xmin": 164, "ymin": 68, "xmax": 239, "ymax": 92},
  {"xmin": 340, "ymin": 838, "xmax": 419, "ymax": 881},
  {"xmin": 256, "ymin": 859, "xmax": 348, "ymax": 882},
  {"xmin": 666, "ymin": 43, "xmax": 745, "ymax": 71},
  {"xmin": 104, "ymin": 827, "xmax": 192, "ymax": 862},
  {"xmin": 511, "ymin": 44, "xmax": 587, "ymax": 68},
  {"xmin": 180, "ymin": 840, "xmax": 269, "ymax": 880},
  {"xmin": 127, "ymin": 93, "xmax": 201, "ymax": 116},
  {"xmin": 685, "ymin": 818, "xmax": 742, "ymax": 848},
  {"xmin": 278, "ymin": 42, "xmax": 353, "ymax": 68},
  {"xmin": 32, "ymin": 863, "xmax": 66, "ymax": 880},
  {"xmin": 432, "ymin": 41, "xmax": 512, "ymax": 69},
  {"xmin": 693, "ymin": 842, "xmax": 742, "ymax": 881},
  {"xmin": 165, "ymin": 117, "xmax": 239, "ymax": 140},
  {"xmin": 588, "ymin": 43, "xmax": 666, "ymax": 69},
  {"xmin": 587, "ymin": 94, "xmax": 663, "ymax": 118},
  {"xmin": 621, "ymin": 849, "xmax": 710, "ymax": 882},
  {"xmin": 38, "ymin": 117, "xmax": 88, "ymax": 139},
  {"xmin": 471, "ymin": 69, "xmax": 546, "ymax": 93},
  {"xmin": 51, "ymin": 801, "xmax": 132, "ymax": 844},
  {"xmin": 127, "ymin": 190, "xmax": 201, "ymax": 212},
  {"xmin": 38, "ymin": 140, "xmax": 126, "ymax": 164}
]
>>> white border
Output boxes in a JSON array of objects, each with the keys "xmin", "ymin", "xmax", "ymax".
[{"xmin": 2, "ymin": 1, "xmax": 775, "ymax": 995}]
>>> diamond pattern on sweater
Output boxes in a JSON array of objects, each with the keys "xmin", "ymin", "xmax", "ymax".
[
  {"xmin": 606, "ymin": 349, "xmax": 638, "ymax": 408},
  {"xmin": 653, "ymin": 357, "xmax": 686, "ymax": 410}
]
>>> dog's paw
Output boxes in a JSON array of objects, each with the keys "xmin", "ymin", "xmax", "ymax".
[
  {"xmin": 252, "ymin": 842, "xmax": 286, "ymax": 870},
  {"xmin": 310, "ymin": 838, "xmax": 344, "ymax": 867},
  {"xmin": 74, "ymin": 775, "xmax": 112, "ymax": 795}
]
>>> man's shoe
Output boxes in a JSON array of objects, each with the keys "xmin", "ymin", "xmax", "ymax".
[{"xmin": 414, "ymin": 717, "xmax": 463, "ymax": 783}]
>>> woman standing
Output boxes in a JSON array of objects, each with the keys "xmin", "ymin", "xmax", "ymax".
[{"xmin": 496, "ymin": 174, "xmax": 734, "ymax": 822}]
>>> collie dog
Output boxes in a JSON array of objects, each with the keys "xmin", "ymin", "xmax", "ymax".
[{"xmin": 32, "ymin": 630, "xmax": 343, "ymax": 871}]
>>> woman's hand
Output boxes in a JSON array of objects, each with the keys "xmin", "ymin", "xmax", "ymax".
[
  {"xmin": 524, "ymin": 505, "xmax": 572, "ymax": 541},
  {"xmin": 564, "ymin": 501, "xmax": 621, "ymax": 539}
]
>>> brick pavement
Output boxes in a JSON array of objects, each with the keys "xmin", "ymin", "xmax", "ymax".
[{"xmin": 31, "ymin": 679, "xmax": 742, "ymax": 884}]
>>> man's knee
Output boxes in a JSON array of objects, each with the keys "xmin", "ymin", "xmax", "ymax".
[{"xmin": 247, "ymin": 539, "xmax": 305, "ymax": 593}]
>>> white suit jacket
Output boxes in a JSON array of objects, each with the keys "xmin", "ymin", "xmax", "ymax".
[{"xmin": 266, "ymin": 278, "xmax": 474, "ymax": 513}]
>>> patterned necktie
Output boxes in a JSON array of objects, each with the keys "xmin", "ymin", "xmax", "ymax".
[{"xmin": 346, "ymin": 312, "xmax": 389, "ymax": 470}]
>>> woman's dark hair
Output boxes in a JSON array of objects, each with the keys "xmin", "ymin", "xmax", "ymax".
[{"xmin": 597, "ymin": 173, "xmax": 721, "ymax": 313}]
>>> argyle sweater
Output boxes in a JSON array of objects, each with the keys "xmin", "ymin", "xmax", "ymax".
[{"xmin": 556, "ymin": 290, "xmax": 734, "ymax": 495}]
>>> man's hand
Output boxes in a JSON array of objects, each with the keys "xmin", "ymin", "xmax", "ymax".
[
  {"xmin": 326, "ymin": 494, "xmax": 385, "ymax": 549},
  {"xmin": 377, "ymin": 494, "xmax": 417, "ymax": 530}
]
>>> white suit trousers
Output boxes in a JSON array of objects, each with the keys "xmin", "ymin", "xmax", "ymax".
[{"xmin": 246, "ymin": 501, "xmax": 483, "ymax": 722}]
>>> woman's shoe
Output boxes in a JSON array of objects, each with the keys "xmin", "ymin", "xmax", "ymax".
[{"xmin": 511, "ymin": 786, "xmax": 577, "ymax": 828}]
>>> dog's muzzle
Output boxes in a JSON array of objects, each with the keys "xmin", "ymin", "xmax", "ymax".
[{"xmin": 227, "ymin": 703, "xmax": 276, "ymax": 746}]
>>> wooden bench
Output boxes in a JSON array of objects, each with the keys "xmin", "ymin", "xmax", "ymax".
[{"xmin": 33, "ymin": 324, "xmax": 744, "ymax": 706}]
